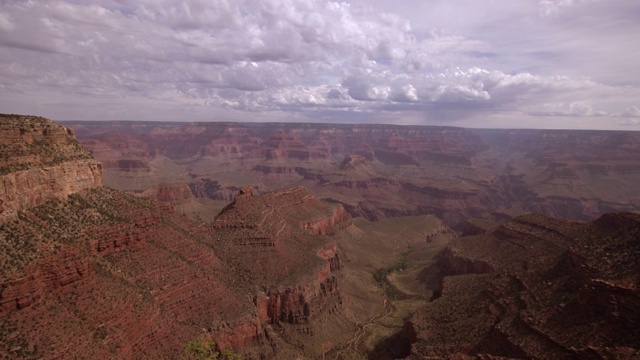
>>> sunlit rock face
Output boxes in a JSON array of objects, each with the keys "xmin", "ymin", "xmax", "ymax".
[
  {"xmin": 0, "ymin": 115, "xmax": 102, "ymax": 223},
  {"xmin": 0, "ymin": 115, "xmax": 353, "ymax": 359}
]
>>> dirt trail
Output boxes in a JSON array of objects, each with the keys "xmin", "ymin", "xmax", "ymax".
[
  {"xmin": 320, "ymin": 216, "xmax": 448, "ymax": 359},
  {"xmin": 322, "ymin": 294, "xmax": 394, "ymax": 360}
]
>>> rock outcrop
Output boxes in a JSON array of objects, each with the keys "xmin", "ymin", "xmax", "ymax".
[
  {"xmin": 1, "ymin": 183, "xmax": 351, "ymax": 359},
  {"xmin": 0, "ymin": 187, "xmax": 262, "ymax": 359},
  {"xmin": 245, "ymin": 130, "xmax": 328, "ymax": 161},
  {"xmin": 211, "ymin": 185, "xmax": 351, "ymax": 349},
  {"xmin": 339, "ymin": 154, "xmax": 368, "ymax": 171},
  {"xmin": 140, "ymin": 183, "xmax": 196, "ymax": 205},
  {"xmin": 0, "ymin": 115, "xmax": 102, "ymax": 223},
  {"xmin": 0, "ymin": 115, "xmax": 352, "ymax": 359},
  {"xmin": 406, "ymin": 212, "xmax": 640, "ymax": 359}
]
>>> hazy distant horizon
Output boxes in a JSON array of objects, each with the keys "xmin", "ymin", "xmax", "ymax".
[
  {"xmin": 1, "ymin": 1, "xmax": 639, "ymax": 130},
  {"xmin": 56, "ymin": 118, "xmax": 640, "ymax": 132}
]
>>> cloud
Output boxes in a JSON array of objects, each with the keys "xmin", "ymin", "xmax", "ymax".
[
  {"xmin": 616, "ymin": 118, "xmax": 640, "ymax": 127},
  {"xmin": 527, "ymin": 101, "xmax": 606, "ymax": 117},
  {"xmin": 537, "ymin": 0, "xmax": 604, "ymax": 18},
  {"xmin": 0, "ymin": 1, "xmax": 495, "ymax": 103},
  {"xmin": 538, "ymin": 0, "xmax": 578, "ymax": 17},
  {"xmin": 620, "ymin": 106, "xmax": 640, "ymax": 118},
  {"xmin": 0, "ymin": 0, "xmax": 638, "ymax": 129},
  {"xmin": 0, "ymin": 12, "xmax": 14, "ymax": 32}
]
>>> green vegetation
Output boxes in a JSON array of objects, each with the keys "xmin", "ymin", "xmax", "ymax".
[
  {"xmin": 373, "ymin": 245, "xmax": 413, "ymax": 286},
  {"xmin": 372, "ymin": 245, "xmax": 418, "ymax": 299},
  {"xmin": 0, "ymin": 318, "xmax": 41, "ymax": 359},
  {"xmin": 183, "ymin": 338, "xmax": 242, "ymax": 360}
]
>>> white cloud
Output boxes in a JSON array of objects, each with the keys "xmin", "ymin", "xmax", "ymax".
[
  {"xmin": 537, "ymin": 0, "xmax": 602, "ymax": 18},
  {"xmin": 0, "ymin": 12, "xmax": 14, "ymax": 32},
  {"xmin": 0, "ymin": 0, "xmax": 638, "ymax": 129},
  {"xmin": 538, "ymin": 0, "xmax": 576, "ymax": 17},
  {"xmin": 621, "ymin": 106, "xmax": 640, "ymax": 118},
  {"xmin": 528, "ymin": 101, "xmax": 606, "ymax": 117},
  {"xmin": 616, "ymin": 118, "xmax": 640, "ymax": 126}
]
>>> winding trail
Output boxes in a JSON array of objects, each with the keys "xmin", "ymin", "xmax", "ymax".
[
  {"xmin": 320, "ymin": 215, "xmax": 445, "ymax": 359},
  {"xmin": 321, "ymin": 293, "xmax": 394, "ymax": 360}
]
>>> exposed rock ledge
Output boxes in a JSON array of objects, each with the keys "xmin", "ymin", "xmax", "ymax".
[
  {"xmin": 0, "ymin": 115, "xmax": 104, "ymax": 223},
  {"xmin": 0, "ymin": 159, "xmax": 102, "ymax": 222}
]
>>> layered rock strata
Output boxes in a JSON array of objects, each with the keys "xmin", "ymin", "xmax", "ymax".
[
  {"xmin": 0, "ymin": 115, "xmax": 352, "ymax": 359},
  {"xmin": 406, "ymin": 212, "xmax": 640, "ymax": 358},
  {"xmin": 0, "ymin": 115, "xmax": 102, "ymax": 223},
  {"xmin": 213, "ymin": 186, "xmax": 351, "ymax": 332},
  {"xmin": 64, "ymin": 121, "xmax": 640, "ymax": 229}
]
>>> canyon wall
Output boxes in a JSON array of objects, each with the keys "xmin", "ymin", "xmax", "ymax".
[
  {"xmin": 0, "ymin": 115, "xmax": 102, "ymax": 223},
  {"xmin": 0, "ymin": 115, "xmax": 353, "ymax": 359},
  {"xmin": 1, "ymin": 183, "xmax": 352, "ymax": 359},
  {"xmin": 0, "ymin": 160, "xmax": 103, "ymax": 222},
  {"xmin": 406, "ymin": 212, "xmax": 640, "ymax": 359},
  {"xmin": 64, "ymin": 120, "xmax": 640, "ymax": 229}
]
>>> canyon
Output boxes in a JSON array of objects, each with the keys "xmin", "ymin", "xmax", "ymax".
[
  {"xmin": 64, "ymin": 121, "xmax": 640, "ymax": 229},
  {"xmin": 407, "ymin": 212, "xmax": 640, "ymax": 358},
  {"xmin": 0, "ymin": 116, "xmax": 358, "ymax": 359},
  {"xmin": 1, "ymin": 115, "xmax": 638, "ymax": 359}
]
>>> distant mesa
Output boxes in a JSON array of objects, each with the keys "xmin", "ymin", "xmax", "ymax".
[
  {"xmin": 601, "ymin": 132, "xmax": 637, "ymax": 148},
  {"xmin": 248, "ymin": 129, "xmax": 328, "ymax": 161},
  {"xmin": 63, "ymin": 120, "xmax": 640, "ymax": 228},
  {"xmin": 339, "ymin": 154, "xmax": 367, "ymax": 171}
]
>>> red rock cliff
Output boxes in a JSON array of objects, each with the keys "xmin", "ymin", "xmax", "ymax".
[
  {"xmin": 0, "ymin": 115, "xmax": 102, "ymax": 223},
  {"xmin": 0, "ymin": 116, "xmax": 354, "ymax": 360}
]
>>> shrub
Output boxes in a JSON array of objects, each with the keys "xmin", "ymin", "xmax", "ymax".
[{"xmin": 183, "ymin": 338, "xmax": 241, "ymax": 360}]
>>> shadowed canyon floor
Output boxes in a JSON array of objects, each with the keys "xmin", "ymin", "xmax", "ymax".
[
  {"xmin": 407, "ymin": 213, "xmax": 640, "ymax": 359},
  {"xmin": 1, "ymin": 115, "xmax": 639, "ymax": 359}
]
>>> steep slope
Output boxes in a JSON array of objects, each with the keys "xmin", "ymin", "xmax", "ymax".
[
  {"xmin": 406, "ymin": 212, "xmax": 640, "ymax": 359},
  {"xmin": 0, "ymin": 115, "xmax": 102, "ymax": 223},
  {"xmin": 0, "ymin": 116, "xmax": 353, "ymax": 359},
  {"xmin": 213, "ymin": 185, "xmax": 352, "ymax": 353},
  {"xmin": 0, "ymin": 187, "xmax": 262, "ymax": 359}
]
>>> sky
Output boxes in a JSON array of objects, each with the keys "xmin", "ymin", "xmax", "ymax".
[{"xmin": 0, "ymin": 0, "xmax": 639, "ymax": 129}]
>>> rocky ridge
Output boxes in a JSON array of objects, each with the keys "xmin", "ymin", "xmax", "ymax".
[
  {"xmin": 0, "ymin": 116, "xmax": 353, "ymax": 359},
  {"xmin": 406, "ymin": 212, "xmax": 640, "ymax": 359},
  {"xmin": 0, "ymin": 115, "xmax": 102, "ymax": 223},
  {"xmin": 1, "ymin": 186, "xmax": 350, "ymax": 359},
  {"xmin": 63, "ymin": 121, "xmax": 640, "ymax": 230},
  {"xmin": 213, "ymin": 185, "xmax": 351, "ymax": 340}
]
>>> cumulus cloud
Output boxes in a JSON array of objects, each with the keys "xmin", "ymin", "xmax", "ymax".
[{"xmin": 0, "ymin": 0, "xmax": 638, "ymax": 129}]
